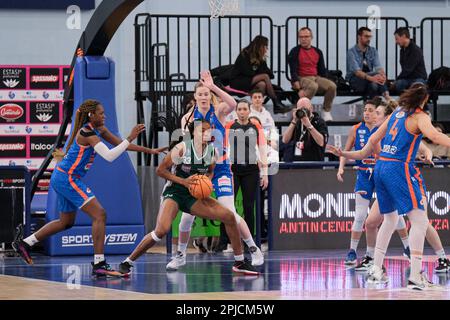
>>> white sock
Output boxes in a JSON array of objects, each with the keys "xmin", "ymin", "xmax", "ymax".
[
  {"xmin": 435, "ymin": 249, "xmax": 446, "ymax": 260},
  {"xmin": 366, "ymin": 247, "xmax": 375, "ymax": 258},
  {"xmin": 401, "ymin": 236, "xmax": 409, "ymax": 249},
  {"xmin": 124, "ymin": 257, "xmax": 134, "ymax": 265},
  {"xmin": 23, "ymin": 234, "xmax": 39, "ymax": 247},
  {"xmin": 410, "ymin": 255, "xmax": 423, "ymax": 282},
  {"xmin": 94, "ymin": 254, "xmax": 105, "ymax": 264},
  {"xmin": 350, "ymin": 239, "xmax": 359, "ymax": 251},
  {"xmin": 178, "ymin": 243, "xmax": 187, "ymax": 255},
  {"xmin": 243, "ymin": 237, "xmax": 256, "ymax": 249},
  {"xmin": 234, "ymin": 254, "xmax": 244, "ymax": 262}
]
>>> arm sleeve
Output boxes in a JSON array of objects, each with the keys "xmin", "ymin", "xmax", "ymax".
[{"xmin": 94, "ymin": 140, "xmax": 130, "ymax": 162}]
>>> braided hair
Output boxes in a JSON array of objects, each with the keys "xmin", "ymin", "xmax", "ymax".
[{"xmin": 65, "ymin": 99, "xmax": 100, "ymax": 152}]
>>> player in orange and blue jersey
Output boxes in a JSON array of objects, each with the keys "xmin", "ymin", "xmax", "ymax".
[
  {"xmin": 331, "ymin": 84, "xmax": 450, "ymax": 290},
  {"xmin": 12, "ymin": 99, "xmax": 165, "ymax": 277},
  {"xmin": 338, "ymin": 99, "xmax": 378, "ymax": 266}
]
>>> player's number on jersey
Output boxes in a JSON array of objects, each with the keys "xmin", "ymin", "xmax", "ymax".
[{"xmin": 389, "ymin": 119, "xmax": 399, "ymax": 141}]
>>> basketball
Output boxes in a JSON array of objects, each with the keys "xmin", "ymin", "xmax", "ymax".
[{"xmin": 189, "ymin": 174, "xmax": 213, "ymax": 199}]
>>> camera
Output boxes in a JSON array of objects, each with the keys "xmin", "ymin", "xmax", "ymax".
[{"xmin": 295, "ymin": 107, "xmax": 311, "ymax": 119}]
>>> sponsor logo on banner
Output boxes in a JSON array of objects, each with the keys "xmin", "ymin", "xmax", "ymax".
[
  {"xmin": 0, "ymin": 103, "xmax": 25, "ymax": 122},
  {"xmin": 37, "ymin": 125, "xmax": 56, "ymax": 134},
  {"xmin": 61, "ymin": 233, "xmax": 139, "ymax": 247},
  {"xmin": 29, "ymin": 68, "xmax": 60, "ymax": 89},
  {"xmin": 3, "ymin": 79, "xmax": 20, "ymax": 88},
  {"xmin": 31, "ymin": 75, "xmax": 58, "ymax": 83},
  {"xmin": 63, "ymin": 68, "xmax": 70, "ymax": 85},
  {"xmin": 25, "ymin": 126, "xmax": 32, "ymax": 134},
  {"xmin": 1, "ymin": 90, "xmax": 63, "ymax": 101},
  {"xmin": 3, "ymin": 125, "xmax": 20, "ymax": 134},
  {"xmin": 0, "ymin": 136, "xmax": 27, "ymax": 157},
  {"xmin": 30, "ymin": 136, "xmax": 56, "ymax": 157},
  {"xmin": 23, "ymin": 91, "xmax": 38, "ymax": 100},
  {"xmin": 0, "ymin": 68, "xmax": 26, "ymax": 89},
  {"xmin": 31, "ymin": 101, "xmax": 58, "ymax": 123},
  {"xmin": 37, "ymin": 178, "xmax": 50, "ymax": 191}
]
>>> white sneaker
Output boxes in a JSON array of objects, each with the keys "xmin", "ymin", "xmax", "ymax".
[
  {"xmin": 223, "ymin": 244, "xmax": 234, "ymax": 253},
  {"xmin": 249, "ymin": 246, "xmax": 264, "ymax": 266},
  {"xmin": 408, "ymin": 271, "xmax": 443, "ymax": 291},
  {"xmin": 322, "ymin": 111, "xmax": 333, "ymax": 122},
  {"xmin": 367, "ymin": 265, "xmax": 389, "ymax": 284},
  {"xmin": 261, "ymin": 242, "xmax": 269, "ymax": 252},
  {"xmin": 166, "ymin": 251, "xmax": 186, "ymax": 271}
]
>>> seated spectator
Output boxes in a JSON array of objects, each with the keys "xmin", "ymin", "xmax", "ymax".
[
  {"xmin": 229, "ymin": 35, "xmax": 291, "ymax": 114},
  {"xmin": 281, "ymin": 97, "xmax": 328, "ymax": 161},
  {"xmin": 346, "ymin": 27, "xmax": 390, "ymax": 99},
  {"xmin": 420, "ymin": 123, "xmax": 450, "ymax": 160},
  {"xmin": 288, "ymin": 27, "xmax": 337, "ymax": 122},
  {"xmin": 391, "ymin": 27, "xmax": 427, "ymax": 92}
]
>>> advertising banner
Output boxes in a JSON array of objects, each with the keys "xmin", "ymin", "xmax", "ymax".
[
  {"xmin": 0, "ymin": 65, "xmax": 69, "ymax": 194},
  {"xmin": 272, "ymin": 167, "xmax": 450, "ymax": 250}
]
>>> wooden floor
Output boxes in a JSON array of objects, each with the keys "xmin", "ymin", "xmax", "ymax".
[
  {"xmin": 1, "ymin": 248, "xmax": 450, "ymax": 300},
  {"xmin": 2, "ymin": 273, "xmax": 450, "ymax": 300}
]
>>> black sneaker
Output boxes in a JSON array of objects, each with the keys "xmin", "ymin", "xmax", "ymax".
[
  {"xmin": 213, "ymin": 242, "xmax": 228, "ymax": 253},
  {"xmin": 435, "ymin": 258, "xmax": 449, "ymax": 273},
  {"xmin": 232, "ymin": 258, "xmax": 260, "ymax": 276},
  {"xmin": 193, "ymin": 239, "xmax": 208, "ymax": 253},
  {"xmin": 11, "ymin": 226, "xmax": 33, "ymax": 265},
  {"xmin": 92, "ymin": 260, "xmax": 123, "ymax": 277},
  {"xmin": 355, "ymin": 255, "xmax": 373, "ymax": 271},
  {"xmin": 118, "ymin": 261, "xmax": 133, "ymax": 276}
]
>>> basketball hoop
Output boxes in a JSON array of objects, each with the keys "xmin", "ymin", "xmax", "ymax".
[{"xmin": 208, "ymin": 0, "xmax": 240, "ymax": 19}]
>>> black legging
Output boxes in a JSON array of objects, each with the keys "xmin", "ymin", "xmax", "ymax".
[
  {"xmin": 217, "ymin": 168, "xmax": 260, "ymax": 246},
  {"xmin": 233, "ymin": 169, "xmax": 260, "ymax": 237}
]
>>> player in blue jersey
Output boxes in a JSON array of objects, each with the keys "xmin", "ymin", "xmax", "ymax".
[
  {"xmin": 166, "ymin": 70, "xmax": 264, "ymax": 271},
  {"xmin": 338, "ymin": 99, "xmax": 411, "ymax": 269},
  {"xmin": 330, "ymin": 84, "xmax": 450, "ymax": 290},
  {"xmin": 12, "ymin": 99, "xmax": 165, "ymax": 277},
  {"xmin": 338, "ymin": 99, "xmax": 379, "ymax": 265}
]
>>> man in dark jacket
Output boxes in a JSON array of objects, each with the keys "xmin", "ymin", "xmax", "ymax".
[
  {"xmin": 288, "ymin": 27, "xmax": 336, "ymax": 121},
  {"xmin": 391, "ymin": 27, "xmax": 427, "ymax": 92}
]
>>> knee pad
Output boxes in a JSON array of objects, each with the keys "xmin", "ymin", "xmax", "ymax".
[
  {"xmin": 233, "ymin": 211, "xmax": 242, "ymax": 224},
  {"xmin": 352, "ymin": 194, "xmax": 370, "ymax": 232},
  {"xmin": 408, "ymin": 210, "xmax": 429, "ymax": 234},
  {"xmin": 218, "ymin": 196, "xmax": 241, "ymax": 224},
  {"xmin": 179, "ymin": 212, "xmax": 195, "ymax": 232},
  {"xmin": 396, "ymin": 215, "xmax": 406, "ymax": 230},
  {"xmin": 382, "ymin": 211, "xmax": 400, "ymax": 233}
]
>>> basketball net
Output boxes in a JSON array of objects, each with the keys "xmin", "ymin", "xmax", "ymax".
[{"xmin": 208, "ymin": 0, "xmax": 240, "ymax": 19}]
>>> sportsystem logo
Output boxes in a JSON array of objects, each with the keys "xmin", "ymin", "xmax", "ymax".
[{"xmin": 61, "ymin": 233, "xmax": 138, "ymax": 247}]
